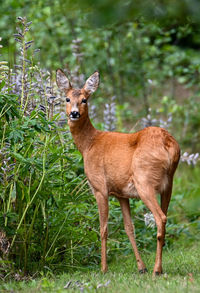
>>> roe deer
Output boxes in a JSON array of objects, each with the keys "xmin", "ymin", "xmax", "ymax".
[{"xmin": 56, "ymin": 69, "xmax": 180, "ymax": 275}]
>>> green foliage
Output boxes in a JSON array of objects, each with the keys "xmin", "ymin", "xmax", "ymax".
[
  {"xmin": 0, "ymin": 95, "xmax": 100, "ymax": 274},
  {"xmin": 0, "ymin": 91, "xmax": 20, "ymax": 121}
]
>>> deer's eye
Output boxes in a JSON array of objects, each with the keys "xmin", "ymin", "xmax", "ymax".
[
  {"xmin": 81, "ymin": 98, "xmax": 87, "ymax": 104},
  {"xmin": 66, "ymin": 98, "xmax": 70, "ymax": 103}
]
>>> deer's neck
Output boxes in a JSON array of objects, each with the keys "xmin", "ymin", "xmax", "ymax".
[{"xmin": 69, "ymin": 116, "xmax": 99, "ymax": 156}]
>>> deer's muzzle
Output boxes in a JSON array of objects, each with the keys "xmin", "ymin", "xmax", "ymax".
[{"xmin": 70, "ymin": 111, "xmax": 80, "ymax": 120}]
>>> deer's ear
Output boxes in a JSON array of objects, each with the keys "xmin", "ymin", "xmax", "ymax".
[
  {"xmin": 83, "ymin": 71, "xmax": 100, "ymax": 95},
  {"xmin": 56, "ymin": 69, "xmax": 72, "ymax": 92}
]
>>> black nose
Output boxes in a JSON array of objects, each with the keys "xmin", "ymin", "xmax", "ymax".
[{"xmin": 70, "ymin": 111, "xmax": 80, "ymax": 118}]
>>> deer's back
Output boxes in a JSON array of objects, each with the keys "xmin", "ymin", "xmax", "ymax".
[{"xmin": 84, "ymin": 126, "xmax": 180, "ymax": 197}]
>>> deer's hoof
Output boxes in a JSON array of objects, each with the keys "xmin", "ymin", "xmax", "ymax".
[
  {"xmin": 139, "ymin": 268, "xmax": 148, "ymax": 274},
  {"xmin": 154, "ymin": 271, "xmax": 163, "ymax": 276},
  {"xmin": 101, "ymin": 267, "xmax": 108, "ymax": 274}
]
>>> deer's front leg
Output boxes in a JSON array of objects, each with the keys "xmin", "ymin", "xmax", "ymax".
[{"xmin": 95, "ymin": 191, "xmax": 109, "ymax": 273}]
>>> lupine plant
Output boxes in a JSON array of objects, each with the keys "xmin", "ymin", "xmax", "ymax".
[{"xmin": 0, "ymin": 18, "xmax": 99, "ymax": 277}]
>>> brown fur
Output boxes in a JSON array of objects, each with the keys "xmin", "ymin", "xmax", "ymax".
[{"xmin": 56, "ymin": 69, "xmax": 180, "ymax": 275}]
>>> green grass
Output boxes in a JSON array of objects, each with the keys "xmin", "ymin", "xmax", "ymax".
[{"xmin": 1, "ymin": 245, "xmax": 199, "ymax": 292}]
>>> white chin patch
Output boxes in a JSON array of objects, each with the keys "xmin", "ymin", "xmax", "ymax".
[{"xmin": 70, "ymin": 117, "xmax": 80, "ymax": 121}]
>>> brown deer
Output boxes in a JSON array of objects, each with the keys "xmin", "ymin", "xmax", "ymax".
[{"xmin": 56, "ymin": 69, "xmax": 180, "ymax": 275}]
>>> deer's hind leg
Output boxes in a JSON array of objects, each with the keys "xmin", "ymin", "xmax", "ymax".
[
  {"xmin": 161, "ymin": 180, "xmax": 172, "ymax": 216},
  {"xmin": 134, "ymin": 182, "xmax": 167, "ymax": 275},
  {"xmin": 160, "ymin": 180, "xmax": 173, "ymax": 247},
  {"xmin": 117, "ymin": 197, "xmax": 147, "ymax": 273}
]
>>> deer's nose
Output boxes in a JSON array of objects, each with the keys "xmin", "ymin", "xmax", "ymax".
[{"xmin": 70, "ymin": 111, "xmax": 80, "ymax": 118}]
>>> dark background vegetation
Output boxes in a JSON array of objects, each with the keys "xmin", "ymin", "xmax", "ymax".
[{"xmin": 0, "ymin": 0, "xmax": 199, "ymax": 279}]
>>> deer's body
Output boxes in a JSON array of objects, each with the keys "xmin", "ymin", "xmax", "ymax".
[
  {"xmin": 80, "ymin": 126, "xmax": 178, "ymax": 199},
  {"xmin": 57, "ymin": 69, "xmax": 180, "ymax": 275}
]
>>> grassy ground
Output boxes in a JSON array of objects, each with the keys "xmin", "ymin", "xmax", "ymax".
[{"xmin": 0, "ymin": 245, "xmax": 199, "ymax": 293}]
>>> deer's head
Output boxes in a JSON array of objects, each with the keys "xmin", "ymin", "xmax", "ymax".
[{"xmin": 56, "ymin": 69, "xmax": 100, "ymax": 122}]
